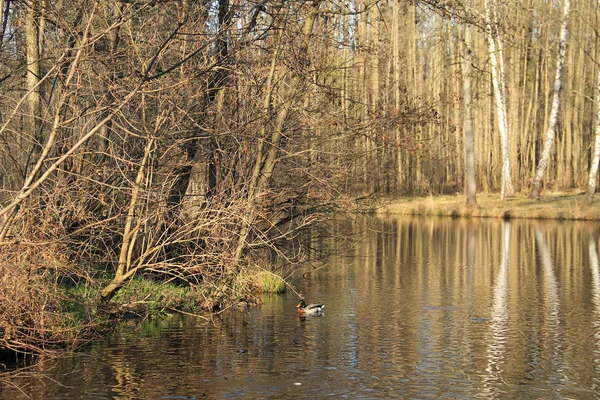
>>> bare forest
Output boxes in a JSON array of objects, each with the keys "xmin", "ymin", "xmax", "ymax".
[{"xmin": 1, "ymin": 0, "xmax": 600, "ymax": 354}]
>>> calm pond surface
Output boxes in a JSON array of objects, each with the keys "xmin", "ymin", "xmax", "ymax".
[{"xmin": 4, "ymin": 216, "xmax": 600, "ymax": 399}]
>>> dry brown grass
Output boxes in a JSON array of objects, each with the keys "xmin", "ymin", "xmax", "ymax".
[
  {"xmin": 374, "ymin": 192, "xmax": 600, "ymax": 221},
  {"xmin": 0, "ymin": 244, "xmax": 94, "ymax": 357}
]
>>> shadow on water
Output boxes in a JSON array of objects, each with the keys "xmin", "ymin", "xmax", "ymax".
[{"xmin": 3, "ymin": 216, "xmax": 600, "ymax": 399}]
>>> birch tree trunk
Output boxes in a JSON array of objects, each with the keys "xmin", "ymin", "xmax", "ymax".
[
  {"xmin": 484, "ymin": 0, "xmax": 514, "ymax": 199},
  {"xmin": 586, "ymin": 64, "xmax": 600, "ymax": 205},
  {"xmin": 530, "ymin": 0, "xmax": 571, "ymax": 199},
  {"xmin": 0, "ymin": 0, "xmax": 5, "ymax": 46},
  {"xmin": 463, "ymin": 23, "xmax": 477, "ymax": 206}
]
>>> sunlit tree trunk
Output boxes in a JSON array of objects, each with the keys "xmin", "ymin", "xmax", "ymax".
[
  {"xmin": 571, "ymin": 42, "xmax": 587, "ymax": 188},
  {"xmin": 357, "ymin": 0, "xmax": 368, "ymax": 189},
  {"xmin": 0, "ymin": 0, "xmax": 6, "ymax": 45},
  {"xmin": 560, "ymin": 38, "xmax": 575, "ymax": 188},
  {"xmin": 341, "ymin": 14, "xmax": 350, "ymax": 121},
  {"xmin": 392, "ymin": 0, "xmax": 402, "ymax": 191},
  {"xmin": 25, "ymin": 0, "xmax": 42, "ymax": 158},
  {"xmin": 462, "ymin": 23, "xmax": 477, "ymax": 206},
  {"xmin": 404, "ymin": 2, "xmax": 419, "ymax": 192},
  {"xmin": 1, "ymin": 0, "xmax": 44, "ymax": 242},
  {"xmin": 484, "ymin": 0, "xmax": 514, "ymax": 199},
  {"xmin": 586, "ymin": 64, "xmax": 600, "ymax": 205},
  {"xmin": 370, "ymin": 2, "xmax": 380, "ymax": 192},
  {"xmin": 530, "ymin": 0, "xmax": 571, "ymax": 199},
  {"xmin": 452, "ymin": 28, "xmax": 463, "ymax": 191},
  {"xmin": 389, "ymin": 0, "xmax": 399, "ymax": 191},
  {"xmin": 38, "ymin": 0, "xmax": 45, "ymax": 56}
]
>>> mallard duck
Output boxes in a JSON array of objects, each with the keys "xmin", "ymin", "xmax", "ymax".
[{"xmin": 297, "ymin": 299, "xmax": 324, "ymax": 316}]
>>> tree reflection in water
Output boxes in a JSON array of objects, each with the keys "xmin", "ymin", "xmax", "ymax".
[{"xmin": 3, "ymin": 217, "xmax": 600, "ymax": 399}]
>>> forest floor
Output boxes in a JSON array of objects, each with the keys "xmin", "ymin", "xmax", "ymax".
[{"xmin": 372, "ymin": 191, "xmax": 600, "ymax": 221}]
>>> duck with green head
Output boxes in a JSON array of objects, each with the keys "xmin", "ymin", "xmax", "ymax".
[{"xmin": 297, "ymin": 298, "xmax": 324, "ymax": 316}]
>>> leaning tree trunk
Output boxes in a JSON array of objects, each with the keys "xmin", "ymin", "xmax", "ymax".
[
  {"xmin": 1, "ymin": 2, "xmax": 100, "ymax": 240},
  {"xmin": 99, "ymin": 134, "xmax": 156, "ymax": 301},
  {"xmin": 530, "ymin": 0, "xmax": 571, "ymax": 199}
]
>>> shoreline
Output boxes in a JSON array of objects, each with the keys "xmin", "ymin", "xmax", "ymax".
[
  {"xmin": 370, "ymin": 192, "xmax": 600, "ymax": 221},
  {"xmin": 2, "ymin": 191, "xmax": 597, "ymax": 367}
]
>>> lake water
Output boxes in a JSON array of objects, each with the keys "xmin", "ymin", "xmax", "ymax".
[{"xmin": 3, "ymin": 216, "xmax": 600, "ymax": 399}]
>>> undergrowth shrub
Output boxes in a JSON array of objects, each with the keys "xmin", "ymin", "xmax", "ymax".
[{"xmin": 0, "ymin": 244, "xmax": 93, "ymax": 355}]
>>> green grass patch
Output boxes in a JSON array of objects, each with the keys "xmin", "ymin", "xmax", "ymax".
[
  {"xmin": 61, "ymin": 269, "xmax": 287, "ymax": 325},
  {"xmin": 253, "ymin": 270, "xmax": 287, "ymax": 294},
  {"xmin": 61, "ymin": 276, "xmax": 203, "ymax": 323},
  {"xmin": 61, "ymin": 282, "xmax": 103, "ymax": 327},
  {"xmin": 111, "ymin": 277, "xmax": 200, "ymax": 318},
  {"xmin": 233, "ymin": 268, "xmax": 287, "ymax": 299}
]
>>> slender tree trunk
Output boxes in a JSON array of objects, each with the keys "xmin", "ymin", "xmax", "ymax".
[
  {"xmin": 392, "ymin": 0, "xmax": 401, "ymax": 191},
  {"xmin": 38, "ymin": 0, "xmax": 45, "ymax": 56},
  {"xmin": 572, "ymin": 42, "xmax": 587, "ymax": 187},
  {"xmin": 452, "ymin": 28, "xmax": 463, "ymax": 191},
  {"xmin": 370, "ymin": 3, "xmax": 380, "ymax": 192},
  {"xmin": 463, "ymin": 23, "xmax": 477, "ymax": 206},
  {"xmin": 357, "ymin": 0, "xmax": 368, "ymax": 189},
  {"xmin": 0, "ymin": 0, "xmax": 10, "ymax": 48},
  {"xmin": 519, "ymin": 10, "xmax": 534, "ymax": 185},
  {"xmin": 530, "ymin": 0, "xmax": 571, "ymax": 199},
  {"xmin": 484, "ymin": 0, "xmax": 514, "ymax": 199},
  {"xmin": 341, "ymin": 14, "xmax": 349, "ymax": 121},
  {"xmin": 0, "ymin": 0, "xmax": 5, "ymax": 46},
  {"xmin": 25, "ymin": 0, "xmax": 41, "ymax": 158},
  {"xmin": 586, "ymin": 63, "xmax": 600, "ymax": 205}
]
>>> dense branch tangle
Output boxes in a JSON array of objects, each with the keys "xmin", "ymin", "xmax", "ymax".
[{"xmin": 0, "ymin": 0, "xmax": 345, "ymax": 305}]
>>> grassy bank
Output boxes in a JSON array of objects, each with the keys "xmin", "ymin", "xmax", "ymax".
[
  {"xmin": 0, "ymin": 265, "xmax": 287, "ymax": 359},
  {"xmin": 65, "ymin": 271, "xmax": 286, "ymax": 322},
  {"xmin": 373, "ymin": 192, "xmax": 600, "ymax": 221}
]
